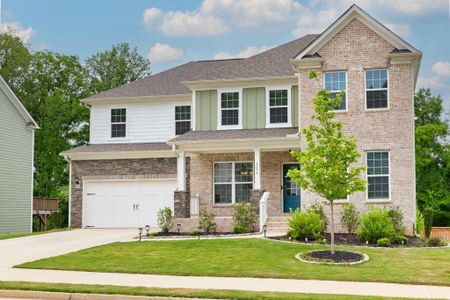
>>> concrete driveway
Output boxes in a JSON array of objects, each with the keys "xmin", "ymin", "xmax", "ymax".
[{"xmin": 0, "ymin": 229, "xmax": 135, "ymax": 270}]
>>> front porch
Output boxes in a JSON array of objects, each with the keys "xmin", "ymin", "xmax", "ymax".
[{"xmin": 168, "ymin": 128, "xmax": 302, "ymax": 233}]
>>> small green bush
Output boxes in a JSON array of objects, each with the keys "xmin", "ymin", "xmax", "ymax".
[
  {"xmin": 415, "ymin": 209, "xmax": 424, "ymax": 235},
  {"xmin": 288, "ymin": 208, "xmax": 325, "ymax": 240},
  {"xmin": 307, "ymin": 201, "xmax": 328, "ymax": 229},
  {"xmin": 357, "ymin": 206, "xmax": 394, "ymax": 243},
  {"xmin": 233, "ymin": 225, "xmax": 246, "ymax": 234},
  {"xmin": 232, "ymin": 202, "xmax": 256, "ymax": 232},
  {"xmin": 423, "ymin": 207, "xmax": 433, "ymax": 239},
  {"xmin": 157, "ymin": 207, "xmax": 173, "ymax": 233},
  {"xmin": 341, "ymin": 202, "xmax": 359, "ymax": 234},
  {"xmin": 377, "ymin": 237, "xmax": 391, "ymax": 247},
  {"xmin": 147, "ymin": 232, "xmax": 158, "ymax": 237},
  {"xmin": 427, "ymin": 237, "xmax": 446, "ymax": 247},
  {"xmin": 198, "ymin": 209, "xmax": 216, "ymax": 233},
  {"xmin": 315, "ymin": 238, "xmax": 326, "ymax": 244},
  {"xmin": 392, "ymin": 235, "xmax": 409, "ymax": 244},
  {"xmin": 387, "ymin": 206, "xmax": 405, "ymax": 236},
  {"xmin": 191, "ymin": 230, "xmax": 199, "ymax": 236}
]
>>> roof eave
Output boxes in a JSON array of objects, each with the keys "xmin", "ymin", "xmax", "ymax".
[{"xmin": 181, "ymin": 76, "xmax": 298, "ymax": 90}]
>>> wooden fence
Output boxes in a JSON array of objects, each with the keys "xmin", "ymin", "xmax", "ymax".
[
  {"xmin": 430, "ymin": 227, "xmax": 450, "ymax": 241},
  {"xmin": 33, "ymin": 197, "xmax": 59, "ymax": 212}
]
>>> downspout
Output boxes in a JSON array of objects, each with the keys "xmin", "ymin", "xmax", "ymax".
[{"xmin": 63, "ymin": 155, "xmax": 72, "ymax": 228}]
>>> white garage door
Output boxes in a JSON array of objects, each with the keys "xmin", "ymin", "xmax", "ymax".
[{"xmin": 84, "ymin": 180, "xmax": 176, "ymax": 228}]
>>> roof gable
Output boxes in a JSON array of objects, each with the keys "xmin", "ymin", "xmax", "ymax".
[
  {"xmin": 295, "ymin": 4, "xmax": 421, "ymax": 60},
  {"xmin": 0, "ymin": 76, "xmax": 38, "ymax": 129}
]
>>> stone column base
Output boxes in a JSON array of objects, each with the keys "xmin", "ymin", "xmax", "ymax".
[{"xmin": 174, "ymin": 191, "xmax": 190, "ymax": 218}]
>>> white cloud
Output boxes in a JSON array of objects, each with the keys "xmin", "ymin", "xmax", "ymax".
[
  {"xmin": 146, "ymin": 43, "xmax": 183, "ymax": 63},
  {"xmin": 143, "ymin": 0, "xmax": 303, "ymax": 37},
  {"xmin": 432, "ymin": 61, "xmax": 450, "ymax": 77},
  {"xmin": 214, "ymin": 45, "xmax": 274, "ymax": 59},
  {"xmin": 385, "ymin": 23, "xmax": 411, "ymax": 38},
  {"xmin": 0, "ymin": 22, "xmax": 34, "ymax": 43},
  {"xmin": 143, "ymin": 8, "xmax": 162, "ymax": 27},
  {"xmin": 292, "ymin": 8, "xmax": 338, "ymax": 36}
]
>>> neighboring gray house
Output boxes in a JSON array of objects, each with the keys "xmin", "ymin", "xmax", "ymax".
[{"xmin": 0, "ymin": 76, "xmax": 38, "ymax": 234}]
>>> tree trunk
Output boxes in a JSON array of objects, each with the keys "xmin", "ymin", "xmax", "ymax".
[{"xmin": 330, "ymin": 200, "xmax": 335, "ymax": 255}]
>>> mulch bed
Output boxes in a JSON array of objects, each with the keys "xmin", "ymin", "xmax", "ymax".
[
  {"xmin": 273, "ymin": 233, "xmax": 428, "ymax": 247},
  {"xmin": 304, "ymin": 250, "xmax": 363, "ymax": 263},
  {"xmin": 144, "ymin": 231, "xmax": 258, "ymax": 238}
]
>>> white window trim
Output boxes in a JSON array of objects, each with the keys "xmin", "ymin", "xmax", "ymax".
[
  {"xmin": 174, "ymin": 105, "xmax": 191, "ymax": 136},
  {"xmin": 366, "ymin": 150, "xmax": 391, "ymax": 202},
  {"xmin": 109, "ymin": 107, "xmax": 128, "ymax": 141},
  {"xmin": 323, "ymin": 71, "xmax": 348, "ymax": 112},
  {"xmin": 365, "ymin": 69, "xmax": 390, "ymax": 111},
  {"xmin": 213, "ymin": 161, "xmax": 254, "ymax": 205},
  {"xmin": 265, "ymin": 85, "xmax": 292, "ymax": 128},
  {"xmin": 217, "ymin": 88, "xmax": 243, "ymax": 130}
]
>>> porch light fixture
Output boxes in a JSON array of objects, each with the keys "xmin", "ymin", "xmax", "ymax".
[
  {"xmin": 262, "ymin": 224, "xmax": 267, "ymax": 237},
  {"xmin": 145, "ymin": 225, "xmax": 150, "ymax": 235},
  {"xmin": 213, "ymin": 224, "xmax": 217, "ymax": 234},
  {"xmin": 138, "ymin": 227, "xmax": 143, "ymax": 242},
  {"xmin": 177, "ymin": 223, "xmax": 181, "ymax": 235}
]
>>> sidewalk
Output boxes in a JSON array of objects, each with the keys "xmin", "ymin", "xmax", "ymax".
[{"xmin": 1, "ymin": 268, "xmax": 449, "ymax": 299}]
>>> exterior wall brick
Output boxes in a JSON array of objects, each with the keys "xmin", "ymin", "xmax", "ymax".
[
  {"xmin": 70, "ymin": 157, "xmax": 188, "ymax": 228},
  {"xmin": 298, "ymin": 18, "xmax": 416, "ymax": 234}
]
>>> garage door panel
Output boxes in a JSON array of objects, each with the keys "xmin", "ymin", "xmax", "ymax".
[
  {"xmin": 85, "ymin": 195, "xmax": 114, "ymax": 228},
  {"xmin": 114, "ymin": 195, "xmax": 139, "ymax": 228}
]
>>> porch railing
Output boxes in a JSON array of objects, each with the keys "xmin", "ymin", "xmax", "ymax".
[{"xmin": 259, "ymin": 192, "xmax": 270, "ymax": 232}]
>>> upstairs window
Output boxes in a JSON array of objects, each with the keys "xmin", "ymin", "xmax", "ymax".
[
  {"xmin": 324, "ymin": 71, "xmax": 347, "ymax": 110},
  {"xmin": 367, "ymin": 151, "xmax": 390, "ymax": 200},
  {"xmin": 175, "ymin": 106, "xmax": 191, "ymax": 135},
  {"xmin": 366, "ymin": 69, "xmax": 388, "ymax": 109},
  {"xmin": 219, "ymin": 90, "xmax": 241, "ymax": 129},
  {"xmin": 266, "ymin": 86, "xmax": 291, "ymax": 128},
  {"xmin": 111, "ymin": 108, "xmax": 126, "ymax": 138}
]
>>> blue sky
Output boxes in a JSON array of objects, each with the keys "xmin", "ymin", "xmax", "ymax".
[{"xmin": 1, "ymin": 0, "xmax": 449, "ymax": 110}]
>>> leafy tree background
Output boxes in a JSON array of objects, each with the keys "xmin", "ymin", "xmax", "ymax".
[{"xmin": 0, "ymin": 33, "xmax": 151, "ymax": 228}]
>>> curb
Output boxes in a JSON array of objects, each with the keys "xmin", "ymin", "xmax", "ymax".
[{"xmin": 0, "ymin": 289, "xmax": 210, "ymax": 300}]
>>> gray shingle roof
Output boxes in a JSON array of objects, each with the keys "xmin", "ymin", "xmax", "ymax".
[
  {"xmin": 85, "ymin": 34, "xmax": 319, "ymax": 101},
  {"xmin": 86, "ymin": 59, "xmax": 242, "ymax": 101},
  {"xmin": 169, "ymin": 128, "xmax": 298, "ymax": 143},
  {"xmin": 62, "ymin": 142, "xmax": 171, "ymax": 154}
]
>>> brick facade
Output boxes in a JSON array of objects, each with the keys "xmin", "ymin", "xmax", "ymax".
[
  {"xmin": 70, "ymin": 157, "xmax": 186, "ymax": 228},
  {"xmin": 297, "ymin": 18, "xmax": 416, "ymax": 233}
]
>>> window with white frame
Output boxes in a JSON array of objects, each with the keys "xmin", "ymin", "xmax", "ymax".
[
  {"xmin": 220, "ymin": 91, "xmax": 240, "ymax": 127},
  {"xmin": 365, "ymin": 69, "xmax": 388, "ymax": 109},
  {"xmin": 214, "ymin": 162, "xmax": 253, "ymax": 204},
  {"xmin": 324, "ymin": 71, "xmax": 347, "ymax": 110},
  {"xmin": 111, "ymin": 108, "xmax": 126, "ymax": 138},
  {"xmin": 367, "ymin": 151, "xmax": 390, "ymax": 200},
  {"xmin": 175, "ymin": 106, "xmax": 191, "ymax": 135},
  {"xmin": 268, "ymin": 89, "xmax": 290, "ymax": 125}
]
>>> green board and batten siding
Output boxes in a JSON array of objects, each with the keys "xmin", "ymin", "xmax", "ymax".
[
  {"xmin": 0, "ymin": 88, "xmax": 33, "ymax": 234},
  {"xmin": 195, "ymin": 86, "xmax": 299, "ymax": 130}
]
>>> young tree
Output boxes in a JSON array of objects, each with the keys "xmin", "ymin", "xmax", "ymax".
[
  {"xmin": 85, "ymin": 43, "xmax": 151, "ymax": 93},
  {"xmin": 288, "ymin": 72, "xmax": 366, "ymax": 254}
]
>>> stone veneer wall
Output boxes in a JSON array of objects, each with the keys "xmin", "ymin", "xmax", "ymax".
[
  {"xmin": 70, "ymin": 157, "xmax": 190, "ymax": 228},
  {"xmin": 297, "ymin": 18, "xmax": 416, "ymax": 234}
]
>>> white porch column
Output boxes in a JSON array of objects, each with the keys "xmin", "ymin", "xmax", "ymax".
[
  {"xmin": 177, "ymin": 151, "xmax": 186, "ymax": 191},
  {"xmin": 254, "ymin": 147, "xmax": 261, "ymax": 190}
]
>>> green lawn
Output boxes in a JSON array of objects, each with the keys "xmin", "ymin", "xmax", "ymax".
[
  {"xmin": 0, "ymin": 228, "xmax": 69, "ymax": 240},
  {"xmin": 0, "ymin": 281, "xmax": 417, "ymax": 300},
  {"xmin": 17, "ymin": 238, "xmax": 450, "ymax": 286}
]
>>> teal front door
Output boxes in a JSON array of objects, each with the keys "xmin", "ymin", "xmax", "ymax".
[{"xmin": 283, "ymin": 164, "xmax": 301, "ymax": 213}]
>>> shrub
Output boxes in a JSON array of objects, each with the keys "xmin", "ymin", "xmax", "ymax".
[
  {"xmin": 233, "ymin": 225, "xmax": 246, "ymax": 234},
  {"xmin": 415, "ymin": 209, "xmax": 424, "ymax": 235},
  {"xmin": 357, "ymin": 206, "xmax": 394, "ymax": 243},
  {"xmin": 315, "ymin": 238, "xmax": 326, "ymax": 244},
  {"xmin": 232, "ymin": 202, "xmax": 256, "ymax": 232},
  {"xmin": 423, "ymin": 207, "xmax": 433, "ymax": 239},
  {"xmin": 157, "ymin": 207, "xmax": 173, "ymax": 233},
  {"xmin": 191, "ymin": 230, "xmax": 199, "ymax": 236},
  {"xmin": 392, "ymin": 235, "xmax": 409, "ymax": 245},
  {"xmin": 427, "ymin": 237, "xmax": 446, "ymax": 247},
  {"xmin": 341, "ymin": 202, "xmax": 359, "ymax": 234},
  {"xmin": 387, "ymin": 206, "xmax": 405, "ymax": 236},
  {"xmin": 198, "ymin": 209, "xmax": 216, "ymax": 233},
  {"xmin": 377, "ymin": 237, "xmax": 391, "ymax": 247},
  {"xmin": 147, "ymin": 232, "xmax": 158, "ymax": 237},
  {"xmin": 307, "ymin": 201, "xmax": 328, "ymax": 229},
  {"xmin": 288, "ymin": 208, "xmax": 325, "ymax": 240}
]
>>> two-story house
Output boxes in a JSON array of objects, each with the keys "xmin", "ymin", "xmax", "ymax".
[{"xmin": 62, "ymin": 5, "xmax": 421, "ymax": 234}]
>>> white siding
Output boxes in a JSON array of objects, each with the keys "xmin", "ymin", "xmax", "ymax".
[{"xmin": 90, "ymin": 99, "xmax": 191, "ymax": 144}]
